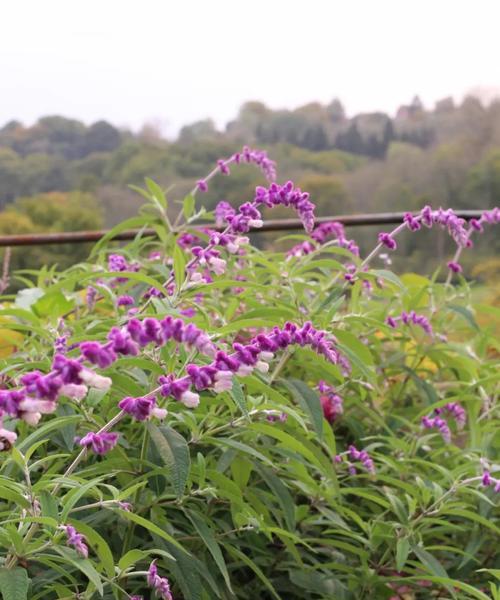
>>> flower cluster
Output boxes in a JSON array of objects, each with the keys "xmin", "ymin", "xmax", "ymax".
[
  {"xmin": 108, "ymin": 253, "xmax": 140, "ymax": 283},
  {"xmin": 287, "ymin": 220, "xmax": 359, "ymax": 259},
  {"xmin": 60, "ymin": 525, "xmax": 88, "ymax": 557},
  {"xmin": 0, "ymin": 353, "xmax": 109, "ymax": 437},
  {"xmin": 196, "ymin": 145, "xmax": 276, "ymax": 193},
  {"xmin": 264, "ymin": 410, "xmax": 288, "ymax": 423},
  {"xmin": 421, "ymin": 415, "xmax": 451, "ymax": 442},
  {"xmin": 317, "ymin": 380, "xmax": 343, "ymax": 423},
  {"xmin": 422, "ymin": 402, "xmax": 466, "ymax": 443},
  {"xmin": 83, "ymin": 316, "xmax": 216, "ymax": 367},
  {"xmin": 386, "ymin": 311, "xmax": 433, "ymax": 336},
  {"xmin": 375, "ymin": 207, "xmax": 500, "ymax": 275},
  {"xmin": 434, "ymin": 402, "xmax": 466, "ymax": 429},
  {"xmin": 0, "ymin": 316, "xmax": 217, "ymax": 449},
  {"xmin": 147, "ymin": 561, "xmax": 173, "ymax": 600},
  {"xmin": 214, "ymin": 181, "xmax": 315, "ymax": 235},
  {"xmin": 78, "ymin": 431, "xmax": 119, "ymax": 454},
  {"xmin": 119, "ymin": 395, "xmax": 168, "ymax": 421},
  {"xmin": 335, "ymin": 445, "xmax": 376, "ymax": 474},
  {"xmin": 157, "ymin": 321, "xmax": 350, "ymax": 408}
]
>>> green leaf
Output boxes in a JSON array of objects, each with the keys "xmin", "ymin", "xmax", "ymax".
[
  {"xmin": 118, "ymin": 549, "xmax": 148, "ymax": 571},
  {"xmin": 67, "ymin": 519, "xmax": 115, "ymax": 578},
  {"xmin": 39, "ymin": 491, "xmax": 59, "ymax": 521},
  {"xmin": 396, "ymin": 537, "xmax": 410, "ymax": 571},
  {"xmin": 370, "ymin": 269, "xmax": 406, "ymax": 291},
  {"xmin": 147, "ymin": 423, "xmax": 191, "ymax": 498},
  {"xmin": 186, "ymin": 511, "xmax": 233, "ymax": 593},
  {"xmin": 54, "ymin": 547, "xmax": 103, "ymax": 596},
  {"xmin": 145, "ymin": 177, "xmax": 168, "ymax": 210},
  {"xmin": 90, "ymin": 215, "xmax": 152, "ymax": 256},
  {"xmin": 173, "ymin": 243, "xmax": 186, "ymax": 289},
  {"xmin": 224, "ymin": 545, "xmax": 282, "ymax": 600},
  {"xmin": 116, "ymin": 509, "xmax": 186, "ymax": 552},
  {"xmin": 0, "ymin": 568, "xmax": 30, "ymax": 600},
  {"xmin": 254, "ymin": 464, "xmax": 296, "ymax": 531},
  {"xmin": 182, "ymin": 194, "xmax": 195, "ymax": 220},
  {"xmin": 283, "ymin": 379, "xmax": 323, "ymax": 440},
  {"xmin": 32, "ymin": 290, "xmax": 74, "ymax": 318},
  {"xmin": 230, "ymin": 379, "xmax": 249, "ymax": 417},
  {"xmin": 0, "ymin": 488, "xmax": 31, "ymax": 510},
  {"xmin": 412, "ymin": 545, "xmax": 448, "ymax": 578},
  {"xmin": 16, "ymin": 416, "xmax": 82, "ymax": 452},
  {"xmin": 448, "ymin": 304, "xmax": 480, "ymax": 331}
]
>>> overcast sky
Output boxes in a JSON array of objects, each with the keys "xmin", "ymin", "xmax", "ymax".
[{"xmin": 1, "ymin": 0, "xmax": 500, "ymax": 137}]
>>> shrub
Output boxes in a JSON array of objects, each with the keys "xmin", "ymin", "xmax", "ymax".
[{"xmin": 0, "ymin": 147, "xmax": 499, "ymax": 600}]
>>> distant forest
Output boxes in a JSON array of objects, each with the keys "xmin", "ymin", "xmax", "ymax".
[{"xmin": 1, "ymin": 95, "xmax": 499, "ymax": 278}]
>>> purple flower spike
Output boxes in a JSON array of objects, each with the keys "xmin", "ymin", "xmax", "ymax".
[
  {"xmin": 147, "ymin": 561, "xmax": 173, "ymax": 600},
  {"xmin": 422, "ymin": 415, "xmax": 451, "ymax": 443},
  {"xmin": 60, "ymin": 525, "xmax": 88, "ymax": 558},
  {"xmin": 346, "ymin": 445, "xmax": 376, "ymax": 474},
  {"xmin": 79, "ymin": 431, "xmax": 119, "ymax": 455}
]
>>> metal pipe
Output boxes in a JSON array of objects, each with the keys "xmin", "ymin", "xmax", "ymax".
[{"xmin": 0, "ymin": 210, "xmax": 485, "ymax": 247}]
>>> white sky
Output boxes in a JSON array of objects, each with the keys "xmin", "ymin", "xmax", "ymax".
[{"xmin": 1, "ymin": 0, "xmax": 500, "ymax": 137}]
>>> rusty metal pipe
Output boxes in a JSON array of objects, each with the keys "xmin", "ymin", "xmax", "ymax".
[{"xmin": 0, "ymin": 210, "xmax": 485, "ymax": 247}]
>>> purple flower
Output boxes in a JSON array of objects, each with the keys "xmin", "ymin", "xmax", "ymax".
[
  {"xmin": 217, "ymin": 159, "xmax": 230, "ymax": 175},
  {"xmin": 253, "ymin": 181, "xmax": 315, "ymax": 233},
  {"xmin": 482, "ymin": 471, "xmax": 492, "ymax": 487},
  {"xmin": 422, "ymin": 415, "xmax": 451, "ymax": 443},
  {"xmin": 214, "ymin": 201, "xmax": 236, "ymax": 227},
  {"xmin": 196, "ymin": 179, "xmax": 208, "ymax": 192},
  {"xmin": 378, "ymin": 232, "xmax": 397, "ymax": 250},
  {"xmin": 386, "ymin": 316, "xmax": 398, "ymax": 328},
  {"xmin": 447, "ymin": 261, "xmax": 462, "ymax": 273},
  {"xmin": 177, "ymin": 232, "xmax": 201, "ymax": 249},
  {"xmin": 78, "ymin": 431, "xmax": 119, "ymax": 455},
  {"xmin": 434, "ymin": 402, "xmax": 466, "ymax": 430},
  {"xmin": 387, "ymin": 311, "xmax": 433, "ymax": 336},
  {"xmin": 60, "ymin": 525, "xmax": 88, "ymax": 558},
  {"xmin": 86, "ymin": 286, "xmax": 97, "ymax": 309},
  {"xmin": 318, "ymin": 381, "xmax": 343, "ymax": 423},
  {"xmin": 108, "ymin": 327, "xmax": 140, "ymax": 356},
  {"xmin": 20, "ymin": 371, "xmax": 62, "ymax": 402},
  {"xmin": 147, "ymin": 561, "xmax": 173, "ymax": 600},
  {"xmin": 119, "ymin": 395, "xmax": 167, "ymax": 421},
  {"xmin": 403, "ymin": 212, "xmax": 421, "ymax": 231},
  {"xmin": 348, "ymin": 445, "xmax": 376, "ymax": 474},
  {"xmin": 80, "ymin": 341, "xmax": 117, "ymax": 368},
  {"xmin": 481, "ymin": 470, "xmax": 500, "ymax": 493},
  {"xmin": 117, "ymin": 295, "xmax": 135, "ymax": 307},
  {"xmin": 265, "ymin": 411, "xmax": 288, "ymax": 423}
]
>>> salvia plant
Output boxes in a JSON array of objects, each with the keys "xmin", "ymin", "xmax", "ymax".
[{"xmin": 0, "ymin": 146, "xmax": 499, "ymax": 600}]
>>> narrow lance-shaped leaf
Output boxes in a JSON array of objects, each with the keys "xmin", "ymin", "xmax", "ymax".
[{"xmin": 147, "ymin": 423, "xmax": 191, "ymax": 498}]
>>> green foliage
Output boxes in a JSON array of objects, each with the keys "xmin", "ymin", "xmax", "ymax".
[{"xmin": 0, "ymin": 164, "xmax": 499, "ymax": 600}]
